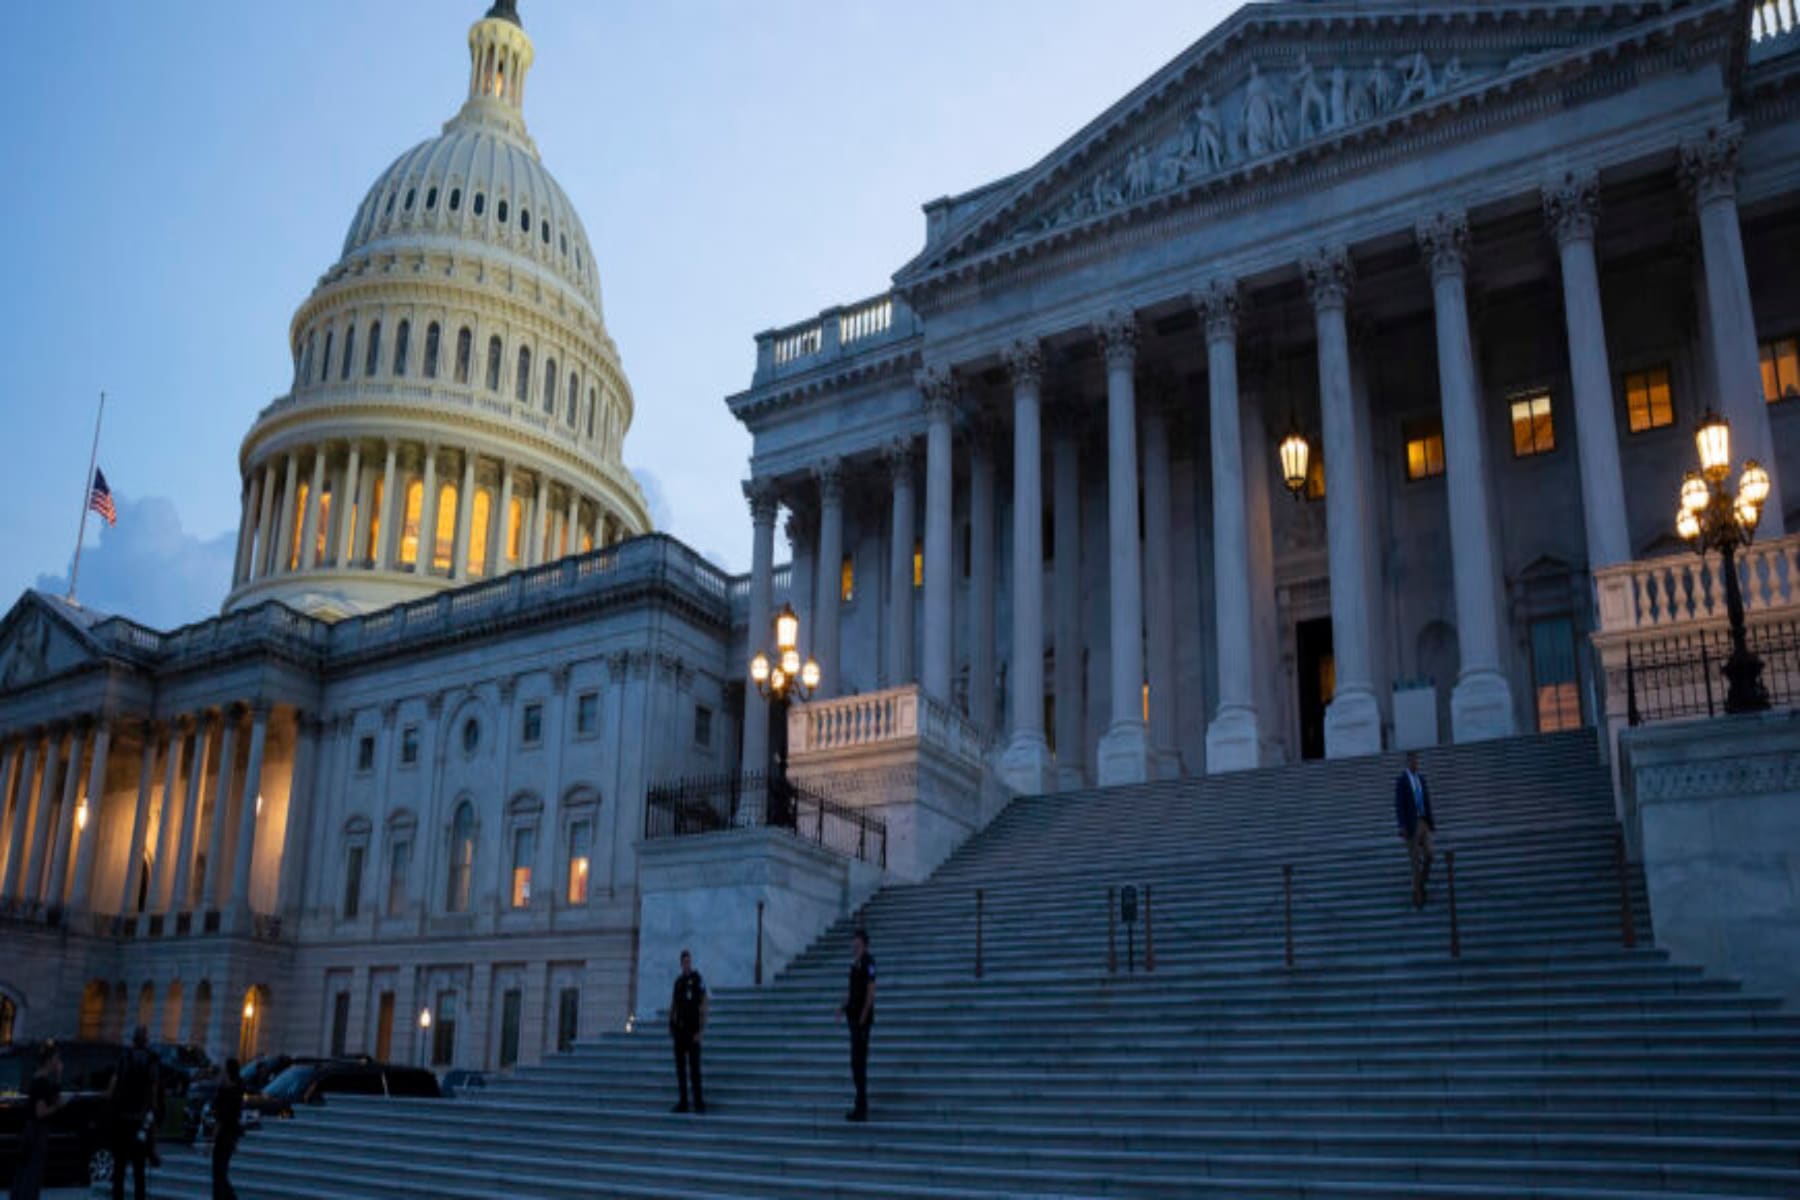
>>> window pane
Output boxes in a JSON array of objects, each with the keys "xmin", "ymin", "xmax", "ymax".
[
  {"xmin": 568, "ymin": 820, "xmax": 591, "ymax": 905},
  {"xmin": 1510, "ymin": 394, "xmax": 1554, "ymax": 457},
  {"xmin": 511, "ymin": 827, "xmax": 535, "ymax": 908},
  {"xmin": 1530, "ymin": 616, "xmax": 1582, "ymax": 733}
]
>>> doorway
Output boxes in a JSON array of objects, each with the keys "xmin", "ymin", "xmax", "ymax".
[{"xmin": 1296, "ymin": 617, "xmax": 1336, "ymax": 760}]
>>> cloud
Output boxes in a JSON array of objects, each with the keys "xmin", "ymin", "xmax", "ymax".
[
  {"xmin": 631, "ymin": 466, "xmax": 675, "ymax": 530},
  {"xmin": 34, "ymin": 495, "xmax": 234, "ymax": 631}
]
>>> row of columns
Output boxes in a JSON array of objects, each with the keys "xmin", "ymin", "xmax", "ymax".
[
  {"xmin": 0, "ymin": 705, "xmax": 279, "ymax": 928},
  {"xmin": 233, "ymin": 440, "xmax": 624, "ymax": 590},
  {"xmin": 739, "ymin": 127, "xmax": 1780, "ymax": 783}
]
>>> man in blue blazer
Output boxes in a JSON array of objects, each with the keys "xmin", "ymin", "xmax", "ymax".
[{"xmin": 1395, "ymin": 750, "xmax": 1436, "ymax": 909}]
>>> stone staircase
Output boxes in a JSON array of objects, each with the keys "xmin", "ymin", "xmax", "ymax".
[{"xmin": 150, "ymin": 730, "xmax": 1800, "ymax": 1198}]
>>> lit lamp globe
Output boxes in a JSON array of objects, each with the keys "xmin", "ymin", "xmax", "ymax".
[
  {"xmin": 1735, "ymin": 493, "xmax": 1761, "ymax": 532},
  {"xmin": 769, "ymin": 667, "xmax": 787, "ymax": 693},
  {"xmin": 1740, "ymin": 461, "xmax": 1771, "ymax": 509},
  {"xmin": 775, "ymin": 604, "xmax": 800, "ymax": 655},
  {"xmin": 749, "ymin": 653, "xmax": 770, "ymax": 685},
  {"xmin": 1676, "ymin": 506, "xmax": 1701, "ymax": 543},
  {"xmin": 418, "ymin": 1008, "xmax": 432, "ymax": 1031},
  {"xmin": 1680, "ymin": 471, "xmax": 1709, "ymax": 517},
  {"xmin": 780, "ymin": 648, "xmax": 801, "ymax": 678},
  {"xmin": 1695, "ymin": 411, "xmax": 1732, "ymax": 482},
  {"xmin": 801, "ymin": 658, "xmax": 821, "ymax": 692},
  {"xmin": 1278, "ymin": 425, "xmax": 1311, "ymax": 497},
  {"xmin": 243, "ymin": 999, "xmax": 256, "ymax": 1021}
]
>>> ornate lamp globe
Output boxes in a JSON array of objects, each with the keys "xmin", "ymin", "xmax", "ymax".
[
  {"xmin": 1676, "ymin": 506, "xmax": 1701, "ymax": 542},
  {"xmin": 775, "ymin": 604, "xmax": 800, "ymax": 655},
  {"xmin": 800, "ymin": 658, "xmax": 821, "ymax": 692},
  {"xmin": 1278, "ymin": 422, "xmax": 1311, "ymax": 497},
  {"xmin": 1740, "ymin": 460, "xmax": 1771, "ymax": 509},
  {"xmin": 1735, "ymin": 493, "xmax": 1761, "ymax": 531},
  {"xmin": 769, "ymin": 667, "xmax": 787, "ymax": 693},
  {"xmin": 780, "ymin": 648, "xmax": 801, "ymax": 678},
  {"xmin": 749, "ymin": 653, "xmax": 770, "ymax": 685},
  {"xmin": 1695, "ymin": 411, "xmax": 1732, "ymax": 483},
  {"xmin": 1680, "ymin": 471, "xmax": 1709, "ymax": 516}
]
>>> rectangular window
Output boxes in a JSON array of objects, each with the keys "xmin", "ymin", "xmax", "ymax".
[
  {"xmin": 330, "ymin": 992, "xmax": 350, "ymax": 1057},
  {"xmin": 522, "ymin": 703, "xmax": 543, "ymax": 745},
  {"xmin": 1509, "ymin": 391, "xmax": 1555, "ymax": 457},
  {"xmin": 556, "ymin": 987, "xmax": 580, "ymax": 1053},
  {"xmin": 694, "ymin": 705, "xmax": 712, "ymax": 748},
  {"xmin": 1305, "ymin": 455, "xmax": 1326, "ymax": 501},
  {"xmin": 912, "ymin": 538, "xmax": 923, "ymax": 588},
  {"xmin": 506, "ymin": 496, "xmax": 524, "ymax": 563},
  {"xmin": 342, "ymin": 845, "xmax": 364, "ymax": 919},
  {"xmin": 356, "ymin": 735, "xmax": 375, "ymax": 772},
  {"xmin": 567, "ymin": 820, "xmax": 591, "ymax": 905},
  {"xmin": 1531, "ymin": 615, "xmax": 1582, "ymax": 733},
  {"xmin": 1624, "ymin": 365, "xmax": 1674, "ymax": 433},
  {"xmin": 374, "ymin": 991, "xmax": 395, "ymax": 1062},
  {"xmin": 1761, "ymin": 335, "xmax": 1800, "ymax": 403},
  {"xmin": 498, "ymin": 988, "xmax": 523, "ymax": 1069},
  {"xmin": 510, "ymin": 826, "xmax": 535, "ymax": 909},
  {"xmin": 386, "ymin": 839, "xmax": 411, "ymax": 917},
  {"xmin": 1405, "ymin": 423, "xmax": 1446, "ymax": 481},
  {"xmin": 400, "ymin": 725, "xmax": 419, "ymax": 766},
  {"xmin": 431, "ymin": 991, "xmax": 457, "ymax": 1067},
  {"xmin": 575, "ymin": 692, "xmax": 598, "ymax": 735},
  {"xmin": 840, "ymin": 554, "xmax": 855, "ymax": 603}
]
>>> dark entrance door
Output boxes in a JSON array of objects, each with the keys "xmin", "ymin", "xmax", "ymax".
[{"xmin": 1296, "ymin": 617, "xmax": 1336, "ymax": 761}]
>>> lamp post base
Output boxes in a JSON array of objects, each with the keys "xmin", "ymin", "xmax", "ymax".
[{"xmin": 1722, "ymin": 647, "xmax": 1771, "ymax": 715}]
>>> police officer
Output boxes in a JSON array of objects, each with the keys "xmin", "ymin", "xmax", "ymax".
[
  {"xmin": 836, "ymin": 929, "xmax": 876, "ymax": 1122},
  {"xmin": 668, "ymin": 949, "xmax": 708, "ymax": 1114}
]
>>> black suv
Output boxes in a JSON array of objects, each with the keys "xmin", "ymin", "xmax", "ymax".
[
  {"xmin": 0, "ymin": 1039, "xmax": 131, "ymax": 1189},
  {"xmin": 247, "ymin": 1057, "xmax": 441, "ymax": 1122}
]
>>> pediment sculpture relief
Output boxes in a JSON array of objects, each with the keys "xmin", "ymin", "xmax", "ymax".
[
  {"xmin": 0, "ymin": 608, "xmax": 53, "ymax": 690},
  {"xmin": 1008, "ymin": 49, "xmax": 1476, "ymax": 244}
]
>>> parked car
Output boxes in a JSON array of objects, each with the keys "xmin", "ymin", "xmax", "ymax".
[
  {"xmin": 247, "ymin": 1057, "xmax": 441, "ymax": 1123},
  {"xmin": 188, "ymin": 1054, "xmax": 305, "ymax": 1141},
  {"xmin": 149, "ymin": 1042, "xmax": 210, "ymax": 1097},
  {"xmin": 0, "ymin": 1039, "xmax": 129, "ymax": 1189},
  {"xmin": 440, "ymin": 1068, "xmax": 487, "ymax": 1099}
]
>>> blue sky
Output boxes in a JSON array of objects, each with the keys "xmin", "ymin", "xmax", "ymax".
[{"xmin": 0, "ymin": 0, "xmax": 1232, "ymax": 629}]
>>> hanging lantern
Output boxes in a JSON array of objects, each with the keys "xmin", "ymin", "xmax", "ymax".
[
  {"xmin": 774, "ymin": 603, "xmax": 799, "ymax": 655},
  {"xmin": 1695, "ymin": 411, "xmax": 1731, "ymax": 482},
  {"xmin": 1679, "ymin": 471, "xmax": 1710, "ymax": 517},
  {"xmin": 1278, "ymin": 419, "xmax": 1311, "ymax": 498}
]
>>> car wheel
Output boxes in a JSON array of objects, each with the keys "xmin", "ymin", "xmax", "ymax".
[{"xmin": 89, "ymin": 1145, "xmax": 115, "ymax": 1186}]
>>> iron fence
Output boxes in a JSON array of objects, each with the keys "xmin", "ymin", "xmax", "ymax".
[
  {"xmin": 644, "ymin": 770, "xmax": 887, "ymax": 869},
  {"xmin": 1621, "ymin": 618, "xmax": 1800, "ymax": 725}
]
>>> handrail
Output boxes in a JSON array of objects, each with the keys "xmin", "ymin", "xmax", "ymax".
[{"xmin": 643, "ymin": 770, "xmax": 887, "ymax": 869}]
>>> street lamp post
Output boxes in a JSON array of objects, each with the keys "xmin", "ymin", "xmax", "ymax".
[
  {"xmin": 1676, "ymin": 410, "xmax": 1772, "ymax": 714},
  {"xmin": 749, "ymin": 603, "xmax": 820, "ymax": 821}
]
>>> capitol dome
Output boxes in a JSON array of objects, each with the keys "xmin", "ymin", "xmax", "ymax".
[{"xmin": 223, "ymin": 0, "xmax": 651, "ymax": 620}]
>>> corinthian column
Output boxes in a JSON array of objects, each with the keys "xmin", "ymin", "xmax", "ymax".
[
  {"xmin": 200, "ymin": 707, "xmax": 242, "ymax": 914},
  {"xmin": 253, "ymin": 461, "xmax": 278, "ymax": 581},
  {"xmin": 885, "ymin": 439, "xmax": 918, "ymax": 687},
  {"xmin": 1050, "ymin": 417, "xmax": 1084, "ymax": 787},
  {"xmin": 298, "ymin": 449, "xmax": 328, "ymax": 572},
  {"xmin": 66, "ymin": 719, "xmax": 112, "ymax": 912},
  {"xmin": 335, "ymin": 443, "xmax": 363, "ymax": 569},
  {"xmin": 229, "ymin": 703, "xmax": 272, "ymax": 926},
  {"xmin": 997, "ymin": 339, "xmax": 1052, "ymax": 793},
  {"xmin": 919, "ymin": 369, "xmax": 957, "ymax": 703},
  {"xmin": 148, "ymin": 720, "xmax": 185, "ymax": 916},
  {"xmin": 1140, "ymin": 392, "xmax": 1178, "ymax": 778},
  {"xmin": 169, "ymin": 712, "xmax": 215, "ymax": 914},
  {"xmin": 1, "ymin": 735, "xmax": 39, "ymax": 898},
  {"xmin": 1095, "ymin": 311, "xmax": 1149, "ymax": 785},
  {"xmin": 968, "ymin": 429, "xmax": 998, "ymax": 732},
  {"xmin": 741, "ymin": 480, "xmax": 778, "ymax": 778},
  {"xmin": 1417, "ymin": 210, "xmax": 1515, "ymax": 741},
  {"xmin": 1543, "ymin": 172, "xmax": 1632, "ymax": 569},
  {"xmin": 811, "ymin": 459, "xmax": 845, "ymax": 699},
  {"xmin": 1682, "ymin": 125, "xmax": 1783, "ymax": 536},
  {"xmin": 1302, "ymin": 246, "xmax": 1382, "ymax": 757},
  {"xmin": 274, "ymin": 455, "xmax": 300, "ymax": 575},
  {"xmin": 119, "ymin": 728, "xmax": 160, "ymax": 920},
  {"xmin": 44, "ymin": 723, "xmax": 89, "ymax": 908}
]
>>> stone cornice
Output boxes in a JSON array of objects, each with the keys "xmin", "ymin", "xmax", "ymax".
[{"xmin": 726, "ymin": 341, "xmax": 923, "ymax": 424}]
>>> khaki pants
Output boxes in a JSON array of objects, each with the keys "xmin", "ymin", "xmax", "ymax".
[{"xmin": 1407, "ymin": 825, "xmax": 1435, "ymax": 906}]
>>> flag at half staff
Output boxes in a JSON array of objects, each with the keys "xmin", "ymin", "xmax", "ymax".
[{"xmin": 88, "ymin": 468, "xmax": 116, "ymax": 527}]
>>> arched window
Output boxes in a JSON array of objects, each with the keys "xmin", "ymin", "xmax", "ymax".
[
  {"xmin": 301, "ymin": 332, "xmax": 316, "ymax": 386},
  {"xmin": 321, "ymin": 330, "xmax": 333, "ymax": 383},
  {"xmin": 506, "ymin": 495, "xmax": 524, "ymax": 564},
  {"xmin": 446, "ymin": 802, "xmax": 475, "ymax": 912},
  {"xmin": 384, "ymin": 192, "xmax": 396, "ymax": 217},
  {"xmin": 543, "ymin": 358, "xmax": 557, "ymax": 412},
  {"xmin": 365, "ymin": 320, "xmax": 382, "ymax": 377},
  {"xmin": 473, "ymin": 192, "xmax": 486, "ymax": 217},
  {"xmin": 400, "ymin": 479, "xmax": 424, "ymax": 566},
  {"xmin": 515, "ymin": 346, "xmax": 532, "ymax": 403},
  {"xmin": 161, "ymin": 981, "xmax": 182, "ymax": 1042},
  {"xmin": 566, "ymin": 373, "xmax": 579, "ymax": 426},
  {"xmin": 468, "ymin": 489, "xmax": 491, "ymax": 578},
  {"xmin": 560, "ymin": 233, "xmax": 568, "ymax": 257},
  {"xmin": 0, "ymin": 994, "xmax": 14, "ymax": 1044},
  {"xmin": 423, "ymin": 322, "xmax": 440, "ymax": 379},
  {"xmin": 394, "ymin": 319, "xmax": 411, "ymax": 377},
  {"xmin": 404, "ymin": 187, "xmax": 415, "ymax": 211},
  {"xmin": 434, "ymin": 482, "xmax": 457, "ymax": 573},
  {"xmin": 541, "ymin": 220, "xmax": 550, "ymax": 246},
  {"xmin": 485, "ymin": 335, "xmax": 503, "ymax": 391},
  {"xmin": 449, "ymin": 187, "xmax": 462, "ymax": 212},
  {"xmin": 79, "ymin": 981, "xmax": 106, "ymax": 1040},
  {"xmin": 521, "ymin": 207, "xmax": 531, "ymax": 233},
  {"xmin": 340, "ymin": 326, "xmax": 355, "ymax": 381},
  {"xmin": 587, "ymin": 388, "xmax": 597, "ymax": 439},
  {"xmin": 497, "ymin": 198, "xmax": 509, "ymax": 225},
  {"xmin": 454, "ymin": 327, "xmax": 472, "ymax": 384},
  {"xmin": 425, "ymin": 186, "xmax": 438, "ymax": 210}
]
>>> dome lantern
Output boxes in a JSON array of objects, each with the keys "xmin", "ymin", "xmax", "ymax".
[{"xmin": 460, "ymin": 1, "xmax": 535, "ymax": 143}]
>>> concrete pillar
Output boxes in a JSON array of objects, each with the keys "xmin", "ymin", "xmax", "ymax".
[
  {"xmin": 44, "ymin": 724, "xmax": 88, "ymax": 908},
  {"xmin": 375, "ymin": 442, "xmax": 399, "ymax": 569},
  {"xmin": 169, "ymin": 713, "xmax": 216, "ymax": 915},
  {"xmin": 417, "ymin": 448, "xmax": 441, "ymax": 574},
  {"xmin": 1140, "ymin": 398, "xmax": 1178, "ymax": 778},
  {"xmin": 274, "ymin": 455, "xmax": 300, "ymax": 575},
  {"xmin": 1683, "ymin": 126, "xmax": 1783, "ymax": 535},
  {"xmin": 885, "ymin": 440, "xmax": 918, "ymax": 687},
  {"xmin": 119, "ymin": 728, "xmax": 160, "ymax": 919},
  {"xmin": 920, "ymin": 372, "xmax": 956, "ymax": 703},
  {"xmin": 149, "ymin": 722, "xmax": 186, "ymax": 916},
  {"xmin": 453, "ymin": 452, "xmax": 478, "ymax": 580},
  {"xmin": 1303, "ymin": 246, "xmax": 1382, "ymax": 758},
  {"xmin": 1417, "ymin": 210, "xmax": 1516, "ymax": 741},
  {"xmin": 200, "ymin": 708, "xmax": 242, "ymax": 914},
  {"xmin": 298, "ymin": 449, "xmax": 328, "ymax": 572},
  {"xmin": 230, "ymin": 704, "xmax": 272, "ymax": 926},
  {"xmin": 1542, "ymin": 172, "xmax": 1633, "ymax": 569},
  {"xmin": 335, "ymin": 443, "xmax": 363, "ymax": 569},
  {"xmin": 1, "ymin": 735, "xmax": 39, "ymax": 898},
  {"xmin": 276, "ymin": 712, "xmax": 320, "ymax": 921},
  {"xmin": 741, "ymin": 481, "xmax": 778, "ymax": 778},
  {"xmin": 969, "ymin": 430, "xmax": 999, "ymax": 734},
  {"xmin": 1095, "ymin": 311, "xmax": 1149, "ymax": 786},
  {"xmin": 812, "ymin": 460, "xmax": 845, "ymax": 698},
  {"xmin": 1051, "ymin": 421, "xmax": 1084, "ymax": 788},
  {"xmin": 496, "ymin": 463, "xmax": 516, "ymax": 574},
  {"xmin": 997, "ymin": 340, "xmax": 1052, "ymax": 793},
  {"xmin": 67, "ymin": 720, "xmax": 112, "ymax": 912},
  {"xmin": 253, "ymin": 461, "xmax": 279, "ymax": 581}
]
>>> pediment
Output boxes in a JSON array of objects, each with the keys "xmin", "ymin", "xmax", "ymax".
[
  {"xmin": 0, "ymin": 593, "xmax": 101, "ymax": 693},
  {"xmin": 896, "ymin": 1, "xmax": 1738, "ymax": 291}
]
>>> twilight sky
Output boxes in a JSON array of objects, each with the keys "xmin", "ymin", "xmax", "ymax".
[{"xmin": 0, "ymin": 0, "xmax": 1233, "ymax": 630}]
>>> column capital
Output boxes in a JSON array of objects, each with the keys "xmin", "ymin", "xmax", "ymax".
[
  {"xmin": 1192, "ymin": 277, "xmax": 1240, "ymax": 344},
  {"xmin": 1001, "ymin": 339, "xmax": 1043, "ymax": 390},
  {"xmin": 248, "ymin": 698, "xmax": 275, "ymax": 721},
  {"xmin": 783, "ymin": 502, "xmax": 817, "ymax": 548},
  {"xmin": 1680, "ymin": 123, "xmax": 1742, "ymax": 207},
  {"xmin": 1415, "ymin": 209, "xmax": 1470, "ymax": 282},
  {"xmin": 914, "ymin": 365, "xmax": 960, "ymax": 419},
  {"xmin": 223, "ymin": 701, "xmax": 250, "ymax": 724},
  {"xmin": 883, "ymin": 437, "xmax": 918, "ymax": 481},
  {"xmin": 742, "ymin": 478, "xmax": 780, "ymax": 526},
  {"xmin": 1093, "ymin": 311, "xmax": 1139, "ymax": 369},
  {"xmin": 1542, "ymin": 169, "xmax": 1600, "ymax": 246},
  {"xmin": 813, "ymin": 457, "xmax": 845, "ymax": 505},
  {"xmin": 498, "ymin": 674, "xmax": 521, "ymax": 704},
  {"xmin": 1302, "ymin": 245, "xmax": 1355, "ymax": 312}
]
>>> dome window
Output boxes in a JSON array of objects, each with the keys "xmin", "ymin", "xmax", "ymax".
[
  {"xmin": 473, "ymin": 192, "xmax": 486, "ymax": 217},
  {"xmin": 586, "ymin": 388, "xmax": 597, "ymax": 439},
  {"xmin": 515, "ymin": 346, "xmax": 531, "ymax": 403},
  {"xmin": 521, "ymin": 208, "xmax": 531, "ymax": 233},
  {"xmin": 576, "ymin": 248, "xmax": 583, "ymax": 271},
  {"xmin": 497, "ymin": 199, "xmax": 509, "ymax": 224},
  {"xmin": 449, "ymin": 188, "xmax": 462, "ymax": 212},
  {"xmin": 365, "ymin": 320, "xmax": 383, "ymax": 377},
  {"xmin": 541, "ymin": 221, "xmax": 550, "ymax": 246},
  {"xmin": 486, "ymin": 335, "xmax": 503, "ymax": 391},
  {"xmin": 404, "ymin": 187, "xmax": 416, "ymax": 211},
  {"xmin": 384, "ymin": 192, "xmax": 396, "ymax": 216},
  {"xmin": 560, "ymin": 233, "xmax": 568, "ymax": 257},
  {"xmin": 454, "ymin": 327, "xmax": 473, "ymax": 385},
  {"xmin": 426, "ymin": 186, "xmax": 438, "ymax": 210},
  {"xmin": 423, "ymin": 323, "xmax": 441, "ymax": 380}
]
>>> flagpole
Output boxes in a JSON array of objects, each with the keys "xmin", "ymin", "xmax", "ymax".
[{"xmin": 67, "ymin": 391, "xmax": 106, "ymax": 604}]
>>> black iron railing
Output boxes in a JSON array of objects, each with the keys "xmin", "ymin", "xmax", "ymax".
[
  {"xmin": 1622, "ymin": 618, "xmax": 1800, "ymax": 725},
  {"xmin": 644, "ymin": 770, "xmax": 887, "ymax": 869}
]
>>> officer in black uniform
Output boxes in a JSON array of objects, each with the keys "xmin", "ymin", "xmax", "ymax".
[
  {"xmin": 837, "ymin": 929, "xmax": 876, "ymax": 1122},
  {"xmin": 668, "ymin": 949, "xmax": 708, "ymax": 1113}
]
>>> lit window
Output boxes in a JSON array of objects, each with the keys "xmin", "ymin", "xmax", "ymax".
[
  {"xmin": 1509, "ymin": 391, "xmax": 1555, "ymax": 457},
  {"xmin": 912, "ymin": 539, "xmax": 923, "ymax": 588},
  {"xmin": 1531, "ymin": 616, "xmax": 1582, "ymax": 732},
  {"xmin": 1761, "ymin": 335, "xmax": 1800, "ymax": 403},
  {"xmin": 1624, "ymin": 365, "xmax": 1674, "ymax": 433},
  {"xmin": 468, "ymin": 489, "xmax": 491, "ymax": 578},
  {"xmin": 315, "ymin": 484, "xmax": 332, "ymax": 565},
  {"xmin": 1141, "ymin": 682, "xmax": 1150, "ymax": 724},
  {"xmin": 400, "ymin": 479, "xmax": 423, "ymax": 565},
  {"xmin": 522, "ymin": 703, "xmax": 543, "ymax": 745},
  {"xmin": 1305, "ymin": 455, "xmax": 1325, "ymax": 501},
  {"xmin": 1405, "ymin": 423, "xmax": 1446, "ymax": 481},
  {"xmin": 365, "ymin": 477, "xmax": 384, "ymax": 561},
  {"xmin": 506, "ymin": 496, "xmax": 524, "ymax": 563},
  {"xmin": 431, "ymin": 483, "xmax": 457, "ymax": 573},
  {"xmin": 840, "ymin": 554, "xmax": 855, "ymax": 603},
  {"xmin": 400, "ymin": 725, "xmax": 419, "ymax": 766},
  {"xmin": 289, "ymin": 480, "xmax": 309, "ymax": 570},
  {"xmin": 575, "ymin": 692, "xmax": 598, "ymax": 735},
  {"xmin": 567, "ymin": 821, "xmax": 591, "ymax": 906},
  {"xmin": 510, "ymin": 826, "xmax": 535, "ymax": 909}
]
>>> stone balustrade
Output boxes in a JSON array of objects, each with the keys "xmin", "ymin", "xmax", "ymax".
[
  {"xmin": 753, "ymin": 292, "xmax": 921, "ymax": 384},
  {"xmin": 1594, "ymin": 532, "xmax": 1800, "ymax": 634},
  {"xmin": 789, "ymin": 683, "xmax": 988, "ymax": 772},
  {"xmin": 1752, "ymin": 1, "xmax": 1799, "ymax": 43}
]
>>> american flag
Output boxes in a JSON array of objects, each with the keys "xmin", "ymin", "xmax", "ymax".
[{"xmin": 88, "ymin": 468, "xmax": 116, "ymax": 527}]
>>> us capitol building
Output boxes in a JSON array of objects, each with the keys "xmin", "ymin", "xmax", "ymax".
[{"xmin": 2, "ymin": 0, "xmax": 1798, "ymax": 1073}]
